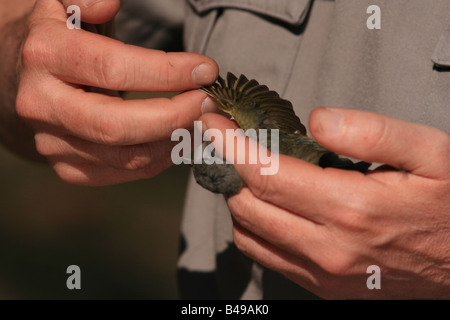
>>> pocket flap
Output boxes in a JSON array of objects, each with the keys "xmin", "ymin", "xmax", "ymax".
[
  {"xmin": 431, "ymin": 24, "xmax": 450, "ymax": 67},
  {"xmin": 187, "ymin": 0, "xmax": 312, "ymax": 26}
]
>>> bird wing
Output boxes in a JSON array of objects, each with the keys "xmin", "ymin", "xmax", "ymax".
[{"xmin": 201, "ymin": 72, "xmax": 307, "ymax": 135}]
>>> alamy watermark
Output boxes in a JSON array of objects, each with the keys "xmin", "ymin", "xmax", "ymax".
[
  {"xmin": 366, "ymin": 265, "xmax": 381, "ymax": 290},
  {"xmin": 66, "ymin": 4, "xmax": 381, "ymax": 31},
  {"xmin": 171, "ymin": 121, "xmax": 280, "ymax": 175},
  {"xmin": 367, "ymin": 5, "xmax": 381, "ymax": 30},
  {"xmin": 66, "ymin": 5, "xmax": 81, "ymax": 30},
  {"xmin": 66, "ymin": 265, "xmax": 81, "ymax": 290}
]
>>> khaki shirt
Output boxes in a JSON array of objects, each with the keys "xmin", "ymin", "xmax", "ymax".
[{"xmin": 118, "ymin": 0, "xmax": 450, "ymax": 299}]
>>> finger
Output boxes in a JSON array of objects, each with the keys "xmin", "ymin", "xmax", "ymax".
[
  {"xmin": 232, "ymin": 223, "xmax": 324, "ymax": 297},
  {"xmin": 35, "ymin": 132, "xmax": 176, "ymax": 170},
  {"xmin": 60, "ymin": 0, "xmax": 120, "ymax": 24},
  {"xmin": 23, "ymin": 80, "xmax": 207, "ymax": 145},
  {"xmin": 50, "ymin": 158, "xmax": 172, "ymax": 186},
  {"xmin": 199, "ymin": 112, "xmax": 267, "ymax": 166},
  {"xmin": 309, "ymin": 107, "xmax": 450, "ymax": 179},
  {"xmin": 201, "ymin": 96, "xmax": 230, "ymax": 117},
  {"xmin": 200, "ymin": 113, "xmax": 369, "ymax": 222},
  {"xmin": 49, "ymin": 30, "xmax": 218, "ymax": 90},
  {"xmin": 228, "ymin": 186, "xmax": 379, "ymax": 285},
  {"xmin": 29, "ymin": 1, "xmax": 218, "ymax": 90},
  {"xmin": 228, "ymin": 188, "xmax": 327, "ymax": 260},
  {"xmin": 235, "ymin": 219, "xmax": 390, "ymax": 299},
  {"xmin": 234, "ymin": 221, "xmax": 380, "ymax": 299}
]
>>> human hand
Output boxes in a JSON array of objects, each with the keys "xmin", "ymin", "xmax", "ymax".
[
  {"xmin": 15, "ymin": 0, "xmax": 218, "ymax": 185},
  {"xmin": 200, "ymin": 107, "xmax": 450, "ymax": 299}
]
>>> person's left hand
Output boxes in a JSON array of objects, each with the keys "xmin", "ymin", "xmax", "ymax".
[{"xmin": 200, "ymin": 107, "xmax": 450, "ymax": 299}]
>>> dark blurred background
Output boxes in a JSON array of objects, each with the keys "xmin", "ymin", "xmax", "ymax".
[{"xmin": 0, "ymin": 91, "xmax": 189, "ymax": 299}]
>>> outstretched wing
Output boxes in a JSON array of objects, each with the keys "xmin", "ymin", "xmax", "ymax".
[{"xmin": 201, "ymin": 72, "xmax": 307, "ymax": 135}]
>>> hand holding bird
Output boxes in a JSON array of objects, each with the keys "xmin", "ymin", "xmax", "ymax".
[{"xmin": 192, "ymin": 72, "xmax": 370, "ymax": 196}]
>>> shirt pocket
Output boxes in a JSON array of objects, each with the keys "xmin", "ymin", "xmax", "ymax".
[
  {"xmin": 187, "ymin": 0, "xmax": 312, "ymax": 26},
  {"xmin": 184, "ymin": 0, "xmax": 314, "ymax": 94},
  {"xmin": 431, "ymin": 23, "xmax": 450, "ymax": 69}
]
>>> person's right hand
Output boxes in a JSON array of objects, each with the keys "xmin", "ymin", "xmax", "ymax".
[{"xmin": 16, "ymin": 0, "xmax": 218, "ymax": 185}]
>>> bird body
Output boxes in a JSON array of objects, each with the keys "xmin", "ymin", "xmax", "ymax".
[{"xmin": 192, "ymin": 72, "xmax": 370, "ymax": 196}]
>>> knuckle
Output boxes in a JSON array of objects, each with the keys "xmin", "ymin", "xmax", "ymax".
[
  {"xmin": 363, "ymin": 116, "xmax": 389, "ymax": 152},
  {"xmin": 95, "ymin": 114, "xmax": 126, "ymax": 145},
  {"xmin": 15, "ymin": 88, "xmax": 33, "ymax": 120},
  {"xmin": 17, "ymin": 33, "xmax": 55, "ymax": 121},
  {"xmin": 158, "ymin": 99, "xmax": 183, "ymax": 137},
  {"xmin": 51, "ymin": 162, "xmax": 85, "ymax": 186},
  {"xmin": 21, "ymin": 26, "xmax": 52, "ymax": 69},
  {"xmin": 34, "ymin": 133, "xmax": 71, "ymax": 158},
  {"xmin": 118, "ymin": 144, "xmax": 153, "ymax": 170},
  {"xmin": 228, "ymin": 194, "xmax": 254, "ymax": 229},
  {"xmin": 434, "ymin": 131, "xmax": 450, "ymax": 167},
  {"xmin": 34, "ymin": 133, "xmax": 52, "ymax": 156},
  {"xmin": 232, "ymin": 226, "xmax": 250, "ymax": 255},
  {"xmin": 96, "ymin": 52, "xmax": 127, "ymax": 89},
  {"xmin": 336, "ymin": 207, "xmax": 370, "ymax": 233},
  {"xmin": 157, "ymin": 51, "xmax": 175, "ymax": 91},
  {"xmin": 16, "ymin": 77, "xmax": 50, "ymax": 122},
  {"xmin": 425, "ymin": 176, "xmax": 450, "ymax": 204},
  {"xmin": 321, "ymin": 253, "xmax": 357, "ymax": 277},
  {"xmin": 167, "ymin": 107, "xmax": 184, "ymax": 135},
  {"xmin": 249, "ymin": 172, "xmax": 271, "ymax": 200}
]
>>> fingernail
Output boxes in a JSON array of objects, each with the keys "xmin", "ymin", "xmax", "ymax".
[
  {"xmin": 201, "ymin": 96, "xmax": 218, "ymax": 114},
  {"xmin": 192, "ymin": 63, "xmax": 217, "ymax": 86},
  {"xmin": 318, "ymin": 108, "xmax": 343, "ymax": 136},
  {"xmin": 83, "ymin": 0, "xmax": 103, "ymax": 8}
]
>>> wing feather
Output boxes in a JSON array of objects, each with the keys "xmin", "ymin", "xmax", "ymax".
[{"xmin": 201, "ymin": 72, "xmax": 307, "ymax": 135}]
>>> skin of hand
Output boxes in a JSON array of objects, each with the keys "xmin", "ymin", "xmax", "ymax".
[
  {"xmin": 200, "ymin": 107, "xmax": 450, "ymax": 299},
  {"xmin": 0, "ymin": 0, "xmax": 218, "ymax": 185}
]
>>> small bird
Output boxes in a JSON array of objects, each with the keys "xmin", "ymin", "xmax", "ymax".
[{"xmin": 191, "ymin": 72, "xmax": 370, "ymax": 197}]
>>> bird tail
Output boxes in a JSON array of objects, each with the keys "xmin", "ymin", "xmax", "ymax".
[{"xmin": 319, "ymin": 152, "xmax": 371, "ymax": 173}]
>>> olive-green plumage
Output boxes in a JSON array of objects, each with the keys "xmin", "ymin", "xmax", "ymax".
[{"xmin": 192, "ymin": 72, "xmax": 370, "ymax": 196}]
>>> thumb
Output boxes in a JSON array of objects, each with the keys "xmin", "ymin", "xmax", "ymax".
[
  {"xmin": 60, "ymin": 0, "xmax": 120, "ymax": 24},
  {"xmin": 309, "ymin": 107, "xmax": 450, "ymax": 179}
]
